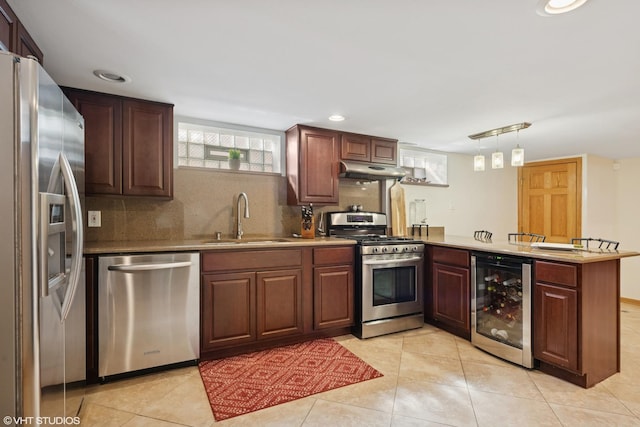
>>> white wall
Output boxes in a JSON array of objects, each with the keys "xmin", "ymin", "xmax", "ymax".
[
  {"xmin": 402, "ymin": 152, "xmax": 518, "ymax": 239},
  {"xmin": 582, "ymin": 154, "xmax": 617, "ymax": 239},
  {"xmin": 581, "ymin": 154, "xmax": 640, "ymax": 300},
  {"xmin": 616, "ymin": 158, "xmax": 640, "ymax": 300}
]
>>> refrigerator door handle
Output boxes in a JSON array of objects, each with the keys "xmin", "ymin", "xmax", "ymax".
[{"xmin": 56, "ymin": 152, "xmax": 84, "ymax": 322}]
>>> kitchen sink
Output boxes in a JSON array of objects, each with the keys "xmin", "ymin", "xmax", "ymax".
[{"xmin": 201, "ymin": 238, "xmax": 290, "ymax": 245}]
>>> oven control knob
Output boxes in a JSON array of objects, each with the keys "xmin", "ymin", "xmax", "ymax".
[
  {"xmin": 373, "ymin": 247, "xmax": 379, "ymax": 253},
  {"xmin": 382, "ymin": 247, "xmax": 388, "ymax": 253},
  {"xmin": 412, "ymin": 246, "xmax": 418, "ymax": 252}
]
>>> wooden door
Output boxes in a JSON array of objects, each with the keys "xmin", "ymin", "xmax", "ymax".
[
  {"xmin": 256, "ymin": 269, "xmax": 303, "ymax": 340},
  {"xmin": 534, "ymin": 283, "xmax": 578, "ymax": 370},
  {"xmin": 518, "ymin": 158, "xmax": 581, "ymax": 243},
  {"xmin": 122, "ymin": 99, "xmax": 173, "ymax": 198},
  {"xmin": 65, "ymin": 89, "xmax": 123, "ymax": 195},
  {"xmin": 201, "ymin": 272, "xmax": 256, "ymax": 351},
  {"xmin": 313, "ymin": 265, "xmax": 354, "ymax": 329}
]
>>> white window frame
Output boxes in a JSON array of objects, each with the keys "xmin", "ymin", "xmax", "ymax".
[{"xmin": 174, "ymin": 116, "xmax": 285, "ymax": 176}]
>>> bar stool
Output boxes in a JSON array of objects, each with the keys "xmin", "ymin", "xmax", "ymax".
[
  {"xmin": 508, "ymin": 232, "xmax": 546, "ymax": 243},
  {"xmin": 411, "ymin": 224, "xmax": 429, "ymax": 237},
  {"xmin": 571, "ymin": 237, "xmax": 619, "ymax": 250},
  {"xmin": 474, "ymin": 230, "xmax": 492, "ymax": 242}
]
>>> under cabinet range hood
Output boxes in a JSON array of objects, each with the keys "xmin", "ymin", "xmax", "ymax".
[{"xmin": 339, "ymin": 160, "xmax": 406, "ymax": 180}]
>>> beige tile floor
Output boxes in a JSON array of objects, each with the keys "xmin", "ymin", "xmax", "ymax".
[{"xmin": 79, "ymin": 302, "xmax": 640, "ymax": 426}]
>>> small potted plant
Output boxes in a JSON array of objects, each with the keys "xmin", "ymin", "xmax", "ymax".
[{"xmin": 228, "ymin": 149, "xmax": 241, "ymax": 170}]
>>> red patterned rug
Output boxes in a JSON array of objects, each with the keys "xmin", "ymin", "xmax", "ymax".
[{"xmin": 198, "ymin": 338, "xmax": 383, "ymax": 421}]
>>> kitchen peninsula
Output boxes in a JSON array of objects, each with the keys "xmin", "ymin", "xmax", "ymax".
[
  {"xmin": 421, "ymin": 234, "xmax": 640, "ymax": 388},
  {"xmin": 84, "ymin": 233, "xmax": 639, "ymax": 388}
]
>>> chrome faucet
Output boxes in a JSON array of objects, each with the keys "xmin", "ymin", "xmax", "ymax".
[{"xmin": 236, "ymin": 192, "xmax": 250, "ymax": 239}]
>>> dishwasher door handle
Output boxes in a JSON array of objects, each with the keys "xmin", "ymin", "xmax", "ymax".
[{"xmin": 108, "ymin": 261, "xmax": 193, "ymax": 272}]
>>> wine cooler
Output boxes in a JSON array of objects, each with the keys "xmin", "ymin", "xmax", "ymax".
[{"xmin": 471, "ymin": 253, "xmax": 533, "ymax": 368}]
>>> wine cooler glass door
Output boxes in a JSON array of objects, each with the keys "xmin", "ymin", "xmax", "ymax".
[{"xmin": 471, "ymin": 254, "xmax": 533, "ymax": 368}]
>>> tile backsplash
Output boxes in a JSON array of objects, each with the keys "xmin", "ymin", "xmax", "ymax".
[{"xmin": 84, "ymin": 168, "xmax": 380, "ymax": 242}]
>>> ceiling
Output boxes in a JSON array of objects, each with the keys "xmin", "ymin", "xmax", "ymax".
[{"xmin": 8, "ymin": 0, "xmax": 640, "ymax": 161}]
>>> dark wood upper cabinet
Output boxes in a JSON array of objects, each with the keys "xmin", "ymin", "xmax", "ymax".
[
  {"xmin": 371, "ymin": 138, "xmax": 397, "ymax": 164},
  {"xmin": 65, "ymin": 90, "xmax": 123, "ymax": 195},
  {"xmin": 63, "ymin": 87, "xmax": 173, "ymax": 198},
  {"xmin": 341, "ymin": 133, "xmax": 371, "ymax": 162},
  {"xmin": 15, "ymin": 20, "xmax": 43, "ymax": 64},
  {"xmin": 1, "ymin": 0, "xmax": 43, "ymax": 64},
  {"xmin": 286, "ymin": 124, "xmax": 399, "ymax": 205},
  {"xmin": 0, "ymin": 0, "xmax": 17, "ymax": 52},
  {"xmin": 286, "ymin": 125, "xmax": 340, "ymax": 205},
  {"xmin": 340, "ymin": 133, "xmax": 398, "ymax": 165},
  {"xmin": 122, "ymin": 100, "xmax": 173, "ymax": 197}
]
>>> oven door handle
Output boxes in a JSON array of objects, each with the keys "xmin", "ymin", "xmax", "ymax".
[{"xmin": 363, "ymin": 256, "xmax": 423, "ymax": 266}]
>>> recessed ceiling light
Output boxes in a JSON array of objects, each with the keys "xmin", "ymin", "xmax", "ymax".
[
  {"xmin": 328, "ymin": 115, "xmax": 345, "ymax": 122},
  {"xmin": 536, "ymin": 0, "xmax": 589, "ymax": 16},
  {"xmin": 93, "ymin": 69, "xmax": 131, "ymax": 83}
]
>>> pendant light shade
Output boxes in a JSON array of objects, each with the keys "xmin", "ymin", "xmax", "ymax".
[
  {"xmin": 511, "ymin": 130, "xmax": 525, "ymax": 167},
  {"xmin": 492, "ymin": 151, "xmax": 504, "ymax": 169},
  {"xmin": 474, "ymin": 154, "xmax": 485, "ymax": 171},
  {"xmin": 491, "ymin": 134, "xmax": 503, "ymax": 169},
  {"xmin": 511, "ymin": 145, "xmax": 525, "ymax": 166}
]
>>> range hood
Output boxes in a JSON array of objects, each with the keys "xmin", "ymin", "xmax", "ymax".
[{"xmin": 339, "ymin": 160, "xmax": 406, "ymax": 181}]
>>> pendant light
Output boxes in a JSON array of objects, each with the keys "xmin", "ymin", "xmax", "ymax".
[
  {"xmin": 474, "ymin": 138, "xmax": 485, "ymax": 172},
  {"xmin": 511, "ymin": 130, "xmax": 525, "ymax": 167},
  {"xmin": 468, "ymin": 122, "xmax": 531, "ymax": 171},
  {"xmin": 492, "ymin": 135, "xmax": 504, "ymax": 169}
]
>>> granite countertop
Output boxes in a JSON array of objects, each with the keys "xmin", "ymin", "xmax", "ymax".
[
  {"xmin": 84, "ymin": 236, "xmax": 356, "ymax": 255},
  {"xmin": 420, "ymin": 235, "xmax": 640, "ymax": 264}
]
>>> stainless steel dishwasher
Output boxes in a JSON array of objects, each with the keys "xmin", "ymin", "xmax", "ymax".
[{"xmin": 98, "ymin": 252, "xmax": 199, "ymax": 378}]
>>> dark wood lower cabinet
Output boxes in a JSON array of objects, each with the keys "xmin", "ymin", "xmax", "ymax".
[
  {"xmin": 534, "ymin": 283, "xmax": 578, "ymax": 370},
  {"xmin": 533, "ymin": 259, "xmax": 620, "ymax": 388},
  {"xmin": 201, "ymin": 272, "xmax": 256, "ymax": 350},
  {"xmin": 200, "ymin": 246, "xmax": 354, "ymax": 360},
  {"xmin": 313, "ymin": 265, "xmax": 354, "ymax": 330},
  {"xmin": 426, "ymin": 246, "xmax": 471, "ymax": 339},
  {"xmin": 432, "ymin": 262, "xmax": 470, "ymax": 336},
  {"xmin": 256, "ymin": 269, "xmax": 303, "ymax": 339}
]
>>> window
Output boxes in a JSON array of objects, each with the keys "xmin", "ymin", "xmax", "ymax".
[
  {"xmin": 399, "ymin": 148, "xmax": 448, "ymax": 186},
  {"xmin": 177, "ymin": 120, "xmax": 283, "ymax": 174}
]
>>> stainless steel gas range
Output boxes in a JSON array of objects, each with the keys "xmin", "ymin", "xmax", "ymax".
[{"xmin": 327, "ymin": 211, "xmax": 425, "ymax": 338}]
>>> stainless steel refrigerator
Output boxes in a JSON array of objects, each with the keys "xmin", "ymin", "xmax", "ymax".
[{"xmin": 0, "ymin": 51, "xmax": 85, "ymax": 421}]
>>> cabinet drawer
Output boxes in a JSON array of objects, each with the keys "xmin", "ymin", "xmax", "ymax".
[
  {"xmin": 202, "ymin": 249, "xmax": 302, "ymax": 272},
  {"xmin": 432, "ymin": 247, "xmax": 469, "ymax": 268},
  {"xmin": 535, "ymin": 261, "xmax": 578, "ymax": 288},
  {"xmin": 314, "ymin": 246, "xmax": 354, "ymax": 266}
]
